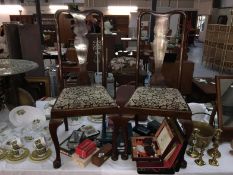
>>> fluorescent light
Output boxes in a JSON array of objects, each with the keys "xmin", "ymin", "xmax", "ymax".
[
  {"xmin": 49, "ymin": 5, "xmax": 68, "ymax": 13},
  {"xmin": 108, "ymin": 6, "xmax": 138, "ymax": 15},
  {"xmin": 0, "ymin": 5, "xmax": 23, "ymax": 14}
]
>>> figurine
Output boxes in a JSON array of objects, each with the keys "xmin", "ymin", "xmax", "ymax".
[
  {"xmin": 104, "ymin": 20, "xmax": 113, "ymax": 34},
  {"xmin": 207, "ymin": 129, "xmax": 222, "ymax": 158},
  {"xmin": 186, "ymin": 128, "xmax": 200, "ymax": 158},
  {"xmin": 194, "ymin": 141, "xmax": 206, "ymax": 166}
]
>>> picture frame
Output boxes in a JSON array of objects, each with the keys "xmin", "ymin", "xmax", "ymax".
[{"xmin": 155, "ymin": 119, "xmax": 175, "ymax": 155}]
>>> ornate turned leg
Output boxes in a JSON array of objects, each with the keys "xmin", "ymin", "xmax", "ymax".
[
  {"xmin": 64, "ymin": 118, "xmax": 68, "ymax": 131},
  {"xmin": 49, "ymin": 118, "xmax": 63, "ymax": 168}
]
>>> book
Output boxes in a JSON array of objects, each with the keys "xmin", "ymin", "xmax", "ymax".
[{"xmin": 59, "ymin": 135, "xmax": 75, "ymax": 157}]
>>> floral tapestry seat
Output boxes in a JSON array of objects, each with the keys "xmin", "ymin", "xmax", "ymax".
[
  {"xmin": 124, "ymin": 87, "xmax": 191, "ymax": 120},
  {"xmin": 53, "ymin": 86, "xmax": 117, "ymax": 111}
]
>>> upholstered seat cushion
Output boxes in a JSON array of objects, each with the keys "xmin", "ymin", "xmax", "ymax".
[
  {"xmin": 126, "ymin": 87, "xmax": 189, "ymax": 111},
  {"xmin": 53, "ymin": 86, "xmax": 117, "ymax": 110}
]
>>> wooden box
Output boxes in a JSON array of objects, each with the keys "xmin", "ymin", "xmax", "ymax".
[
  {"xmin": 132, "ymin": 119, "xmax": 175, "ymax": 162},
  {"xmin": 91, "ymin": 143, "xmax": 112, "ymax": 167}
]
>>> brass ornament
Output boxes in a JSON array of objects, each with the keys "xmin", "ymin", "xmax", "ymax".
[
  {"xmin": 186, "ymin": 128, "xmax": 200, "ymax": 158},
  {"xmin": 194, "ymin": 141, "xmax": 206, "ymax": 166},
  {"xmin": 209, "ymin": 150, "xmax": 219, "ymax": 166},
  {"xmin": 207, "ymin": 129, "xmax": 222, "ymax": 158}
]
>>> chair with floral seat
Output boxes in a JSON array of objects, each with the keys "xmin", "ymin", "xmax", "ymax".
[
  {"xmin": 121, "ymin": 10, "xmax": 193, "ymax": 166},
  {"xmin": 49, "ymin": 9, "xmax": 119, "ymax": 169}
]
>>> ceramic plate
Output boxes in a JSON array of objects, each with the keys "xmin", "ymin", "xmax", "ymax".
[
  {"xmin": 188, "ymin": 103, "xmax": 210, "ymax": 123},
  {"xmin": 148, "ymin": 116, "xmax": 164, "ymax": 123},
  {"xmin": 0, "ymin": 148, "xmax": 7, "ymax": 160},
  {"xmin": 29, "ymin": 148, "xmax": 52, "ymax": 162},
  {"xmin": 9, "ymin": 106, "xmax": 46, "ymax": 127},
  {"xmin": 87, "ymin": 115, "xmax": 103, "ymax": 123},
  {"xmin": 68, "ymin": 116, "xmax": 84, "ymax": 126},
  {"xmin": 6, "ymin": 148, "xmax": 29, "ymax": 162}
]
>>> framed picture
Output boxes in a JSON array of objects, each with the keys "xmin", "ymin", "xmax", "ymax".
[
  {"xmin": 216, "ymin": 75, "xmax": 233, "ymax": 141},
  {"xmin": 155, "ymin": 119, "xmax": 175, "ymax": 155}
]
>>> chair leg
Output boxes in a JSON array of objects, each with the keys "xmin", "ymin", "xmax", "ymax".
[
  {"xmin": 102, "ymin": 114, "xmax": 106, "ymax": 138},
  {"xmin": 121, "ymin": 119, "xmax": 129, "ymax": 160},
  {"xmin": 64, "ymin": 118, "xmax": 68, "ymax": 131},
  {"xmin": 209, "ymin": 107, "xmax": 217, "ymax": 127},
  {"xmin": 135, "ymin": 114, "xmax": 139, "ymax": 127},
  {"xmin": 111, "ymin": 126, "xmax": 119, "ymax": 161},
  {"xmin": 49, "ymin": 118, "xmax": 63, "ymax": 169}
]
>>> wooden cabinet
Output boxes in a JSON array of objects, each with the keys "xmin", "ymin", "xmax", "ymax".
[
  {"xmin": 41, "ymin": 14, "xmax": 56, "ymax": 31},
  {"xmin": 104, "ymin": 15, "xmax": 129, "ymax": 37},
  {"xmin": 10, "ymin": 15, "xmax": 34, "ymax": 24}
]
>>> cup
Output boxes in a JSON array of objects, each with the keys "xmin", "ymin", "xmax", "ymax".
[{"xmin": 35, "ymin": 146, "xmax": 47, "ymax": 156}]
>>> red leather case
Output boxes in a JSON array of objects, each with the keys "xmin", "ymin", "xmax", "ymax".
[{"xmin": 75, "ymin": 139, "xmax": 96, "ymax": 159}]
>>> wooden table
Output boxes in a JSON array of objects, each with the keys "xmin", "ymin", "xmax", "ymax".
[
  {"xmin": 192, "ymin": 77, "xmax": 216, "ymax": 102},
  {"xmin": 0, "ymin": 59, "xmax": 38, "ymax": 108}
]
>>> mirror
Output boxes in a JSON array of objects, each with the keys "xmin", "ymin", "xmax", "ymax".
[{"xmin": 216, "ymin": 75, "xmax": 233, "ymax": 141}]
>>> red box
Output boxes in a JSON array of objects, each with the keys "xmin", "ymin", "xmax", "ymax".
[{"xmin": 75, "ymin": 139, "xmax": 96, "ymax": 159}]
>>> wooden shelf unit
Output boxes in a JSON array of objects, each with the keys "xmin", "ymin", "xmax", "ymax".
[{"xmin": 203, "ymin": 24, "xmax": 233, "ymax": 72}]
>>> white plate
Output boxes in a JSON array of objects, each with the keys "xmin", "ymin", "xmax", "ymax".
[
  {"xmin": 87, "ymin": 115, "xmax": 103, "ymax": 123},
  {"xmin": 148, "ymin": 116, "xmax": 164, "ymax": 123},
  {"xmin": 68, "ymin": 116, "xmax": 84, "ymax": 126},
  {"xmin": 188, "ymin": 103, "xmax": 210, "ymax": 123},
  {"xmin": 9, "ymin": 106, "xmax": 46, "ymax": 128}
]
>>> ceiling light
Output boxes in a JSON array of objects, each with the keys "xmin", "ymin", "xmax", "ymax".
[
  {"xmin": 107, "ymin": 6, "xmax": 138, "ymax": 15},
  {"xmin": 0, "ymin": 5, "xmax": 23, "ymax": 14},
  {"xmin": 49, "ymin": 5, "xmax": 68, "ymax": 13}
]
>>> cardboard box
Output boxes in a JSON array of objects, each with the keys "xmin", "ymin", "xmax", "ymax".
[
  {"xmin": 72, "ymin": 148, "xmax": 99, "ymax": 168},
  {"xmin": 75, "ymin": 139, "xmax": 96, "ymax": 159}
]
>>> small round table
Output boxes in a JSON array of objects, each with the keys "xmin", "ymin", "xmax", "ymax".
[
  {"xmin": 0, "ymin": 59, "xmax": 38, "ymax": 77},
  {"xmin": 0, "ymin": 59, "xmax": 38, "ymax": 109}
]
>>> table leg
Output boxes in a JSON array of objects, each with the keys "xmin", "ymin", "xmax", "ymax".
[{"xmin": 49, "ymin": 118, "xmax": 63, "ymax": 168}]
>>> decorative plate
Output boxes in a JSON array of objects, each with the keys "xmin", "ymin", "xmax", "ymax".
[
  {"xmin": 6, "ymin": 148, "xmax": 29, "ymax": 162},
  {"xmin": 68, "ymin": 116, "xmax": 84, "ymax": 126},
  {"xmin": 188, "ymin": 103, "xmax": 210, "ymax": 123},
  {"xmin": 0, "ymin": 148, "xmax": 7, "ymax": 160},
  {"xmin": 148, "ymin": 116, "xmax": 164, "ymax": 123},
  {"xmin": 9, "ymin": 106, "xmax": 46, "ymax": 127},
  {"xmin": 29, "ymin": 148, "xmax": 52, "ymax": 162},
  {"xmin": 87, "ymin": 115, "xmax": 103, "ymax": 123}
]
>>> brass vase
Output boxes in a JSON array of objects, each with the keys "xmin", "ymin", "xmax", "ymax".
[
  {"xmin": 151, "ymin": 16, "xmax": 169, "ymax": 86},
  {"xmin": 71, "ymin": 13, "xmax": 89, "ymax": 65}
]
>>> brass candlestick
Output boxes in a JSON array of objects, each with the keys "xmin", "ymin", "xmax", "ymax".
[
  {"xmin": 186, "ymin": 128, "xmax": 200, "ymax": 158},
  {"xmin": 207, "ymin": 129, "xmax": 222, "ymax": 158},
  {"xmin": 209, "ymin": 150, "xmax": 219, "ymax": 166},
  {"xmin": 194, "ymin": 141, "xmax": 206, "ymax": 166}
]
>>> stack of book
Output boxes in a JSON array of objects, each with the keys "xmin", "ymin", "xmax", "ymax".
[{"xmin": 131, "ymin": 118, "xmax": 187, "ymax": 174}]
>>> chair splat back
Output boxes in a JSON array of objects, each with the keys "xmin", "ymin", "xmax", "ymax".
[{"xmin": 55, "ymin": 9, "xmax": 106, "ymax": 90}]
